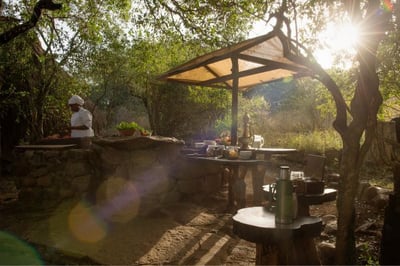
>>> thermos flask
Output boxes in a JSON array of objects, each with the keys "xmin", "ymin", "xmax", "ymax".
[{"xmin": 275, "ymin": 166, "xmax": 295, "ymax": 224}]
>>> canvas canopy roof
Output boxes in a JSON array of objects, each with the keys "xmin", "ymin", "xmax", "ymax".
[
  {"xmin": 158, "ymin": 30, "xmax": 311, "ymax": 144},
  {"xmin": 158, "ymin": 30, "xmax": 311, "ymax": 91}
]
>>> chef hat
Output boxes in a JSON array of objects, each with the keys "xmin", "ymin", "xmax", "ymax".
[{"xmin": 68, "ymin": 95, "xmax": 84, "ymax": 105}]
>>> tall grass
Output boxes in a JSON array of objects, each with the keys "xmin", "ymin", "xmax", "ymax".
[{"xmin": 263, "ymin": 130, "xmax": 342, "ymax": 154}]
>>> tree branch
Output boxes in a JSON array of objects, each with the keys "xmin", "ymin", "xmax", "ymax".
[{"xmin": 0, "ymin": 0, "xmax": 62, "ymax": 45}]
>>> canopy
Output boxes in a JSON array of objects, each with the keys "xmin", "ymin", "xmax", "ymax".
[{"xmin": 158, "ymin": 30, "xmax": 311, "ymax": 144}]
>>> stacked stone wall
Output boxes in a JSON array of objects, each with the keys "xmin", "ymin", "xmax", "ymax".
[
  {"xmin": 13, "ymin": 149, "xmax": 93, "ymax": 209},
  {"xmin": 9, "ymin": 137, "xmax": 222, "ymax": 216}
]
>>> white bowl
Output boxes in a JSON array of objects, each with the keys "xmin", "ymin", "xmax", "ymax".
[
  {"xmin": 204, "ymin": 140, "xmax": 217, "ymax": 145},
  {"xmin": 194, "ymin": 142, "xmax": 204, "ymax": 148}
]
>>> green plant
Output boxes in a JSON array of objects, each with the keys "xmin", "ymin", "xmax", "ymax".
[
  {"xmin": 357, "ymin": 242, "xmax": 379, "ymax": 266},
  {"xmin": 140, "ymin": 128, "xmax": 152, "ymax": 136},
  {"xmin": 116, "ymin": 121, "xmax": 142, "ymax": 130}
]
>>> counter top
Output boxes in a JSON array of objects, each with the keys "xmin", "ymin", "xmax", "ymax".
[
  {"xmin": 15, "ymin": 144, "xmax": 78, "ymax": 150},
  {"xmin": 185, "ymin": 154, "xmax": 267, "ymax": 165},
  {"xmin": 92, "ymin": 136, "xmax": 185, "ymax": 150}
]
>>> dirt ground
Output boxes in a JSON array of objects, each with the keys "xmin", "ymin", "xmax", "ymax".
[
  {"xmin": 1, "ymin": 188, "xmax": 258, "ymax": 265},
  {"xmin": 0, "ymin": 159, "xmax": 386, "ymax": 265}
]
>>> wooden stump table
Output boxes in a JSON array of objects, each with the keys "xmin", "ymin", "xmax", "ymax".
[
  {"xmin": 233, "ymin": 206, "xmax": 323, "ymax": 265},
  {"xmin": 263, "ymin": 185, "xmax": 338, "ymax": 216},
  {"xmin": 297, "ymin": 188, "xmax": 337, "ymax": 216}
]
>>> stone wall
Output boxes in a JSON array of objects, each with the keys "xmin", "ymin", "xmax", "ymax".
[
  {"xmin": 9, "ymin": 136, "xmax": 222, "ymax": 216},
  {"xmin": 12, "ymin": 148, "xmax": 93, "ymax": 209}
]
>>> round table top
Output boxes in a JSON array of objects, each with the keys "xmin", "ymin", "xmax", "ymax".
[
  {"xmin": 232, "ymin": 206, "xmax": 323, "ymax": 243},
  {"xmin": 263, "ymin": 186, "xmax": 337, "ymax": 205},
  {"xmin": 253, "ymin": 148, "xmax": 297, "ymax": 153},
  {"xmin": 185, "ymin": 155, "xmax": 266, "ymax": 165}
]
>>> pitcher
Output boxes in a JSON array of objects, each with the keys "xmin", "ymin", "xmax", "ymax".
[{"xmin": 252, "ymin": 135, "xmax": 264, "ymax": 148}]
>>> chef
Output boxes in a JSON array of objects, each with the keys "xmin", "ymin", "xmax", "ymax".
[{"xmin": 68, "ymin": 95, "xmax": 94, "ymax": 138}]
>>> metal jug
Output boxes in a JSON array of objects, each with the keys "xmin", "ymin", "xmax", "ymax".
[{"xmin": 275, "ymin": 166, "xmax": 295, "ymax": 224}]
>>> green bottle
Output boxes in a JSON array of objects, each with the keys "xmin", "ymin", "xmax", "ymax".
[{"xmin": 275, "ymin": 166, "xmax": 294, "ymax": 224}]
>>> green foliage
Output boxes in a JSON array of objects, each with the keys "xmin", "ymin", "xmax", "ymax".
[
  {"xmin": 0, "ymin": 28, "xmax": 76, "ymax": 144},
  {"xmin": 149, "ymin": 83, "xmax": 231, "ymax": 139},
  {"xmin": 116, "ymin": 121, "xmax": 142, "ymax": 130},
  {"xmin": 357, "ymin": 242, "xmax": 380, "ymax": 266},
  {"xmin": 377, "ymin": 25, "xmax": 400, "ymax": 120},
  {"xmin": 130, "ymin": 0, "xmax": 265, "ymax": 47}
]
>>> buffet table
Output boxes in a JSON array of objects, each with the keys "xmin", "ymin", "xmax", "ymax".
[
  {"xmin": 185, "ymin": 155, "xmax": 267, "ymax": 209},
  {"xmin": 253, "ymin": 147, "xmax": 297, "ymax": 160}
]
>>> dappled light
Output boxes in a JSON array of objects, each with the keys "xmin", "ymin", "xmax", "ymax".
[{"xmin": 136, "ymin": 208, "xmax": 238, "ymax": 265}]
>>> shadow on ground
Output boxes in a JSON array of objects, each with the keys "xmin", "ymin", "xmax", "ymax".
[{"xmin": 0, "ymin": 188, "xmax": 256, "ymax": 265}]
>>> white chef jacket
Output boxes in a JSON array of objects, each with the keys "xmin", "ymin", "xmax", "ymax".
[{"xmin": 71, "ymin": 107, "xmax": 94, "ymax": 138}]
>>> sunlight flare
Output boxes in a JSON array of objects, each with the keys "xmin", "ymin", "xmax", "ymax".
[
  {"xmin": 315, "ymin": 21, "xmax": 360, "ymax": 69},
  {"xmin": 96, "ymin": 176, "xmax": 141, "ymax": 223},
  {"xmin": 68, "ymin": 202, "xmax": 108, "ymax": 243}
]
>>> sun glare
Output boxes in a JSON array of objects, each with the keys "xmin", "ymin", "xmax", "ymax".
[
  {"xmin": 314, "ymin": 22, "xmax": 360, "ymax": 69},
  {"xmin": 249, "ymin": 19, "xmax": 360, "ymax": 69}
]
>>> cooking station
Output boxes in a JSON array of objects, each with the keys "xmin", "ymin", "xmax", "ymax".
[{"xmin": 12, "ymin": 135, "xmax": 191, "ymax": 216}]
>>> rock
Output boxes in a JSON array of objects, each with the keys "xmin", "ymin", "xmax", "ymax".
[
  {"xmin": 324, "ymin": 219, "xmax": 338, "ymax": 235},
  {"xmin": 321, "ymin": 214, "xmax": 337, "ymax": 224},
  {"xmin": 36, "ymin": 175, "xmax": 52, "ymax": 187},
  {"xmin": 370, "ymin": 193, "xmax": 389, "ymax": 210},
  {"xmin": 21, "ymin": 177, "xmax": 36, "ymax": 187},
  {"xmin": 358, "ymin": 181, "xmax": 371, "ymax": 200},
  {"xmin": 0, "ymin": 180, "xmax": 19, "ymax": 204},
  {"xmin": 317, "ymin": 242, "xmax": 336, "ymax": 265},
  {"xmin": 130, "ymin": 150, "xmax": 158, "ymax": 167},
  {"xmin": 43, "ymin": 150, "xmax": 61, "ymax": 159},
  {"xmin": 363, "ymin": 186, "xmax": 380, "ymax": 202},
  {"xmin": 71, "ymin": 175, "xmax": 92, "ymax": 193},
  {"xmin": 64, "ymin": 161, "xmax": 90, "ymax": 177},
  {"xmin": 65, "ymin": 149, "xmax": 89, "ymax": 160},
  {"xmin": 59, "ymin": 188, "xmax": 74, "ymax": 199},
  {"xmin": 30, "ymin": 167, "xmax": 49, "ymax": 178}
]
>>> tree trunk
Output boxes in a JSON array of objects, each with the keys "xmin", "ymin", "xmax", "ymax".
[
  {"xmin": 336, "ymin": 143, "xmax": 360, "ymax": 264},
  {"xmin": 333, "ymin": 1, "xmax": 389, "ymax": 263}
]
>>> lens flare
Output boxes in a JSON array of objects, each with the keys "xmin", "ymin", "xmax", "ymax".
[
  {"xmin": 383, "ymin": 0, "xmax": 394, "ymax": 12},
  {"xmin": 96, "ymin": 177, "xmax": 140, "ymax": 223},
  {"xmin": 0, "ymin": 231, "xmax": 42, "ymax": 265},
  {"xmin": 68, "ymin": 202, "xmax": 107, "ymax": 243}
]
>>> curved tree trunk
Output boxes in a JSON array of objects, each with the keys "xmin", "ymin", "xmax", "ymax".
[
  {"xmin": 334, "ymin": 1, "xmax": 388, "ymax": 263},
  {"xmin": 289, "ymin": 1, "xmax": 390, "ymax": 263}
]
